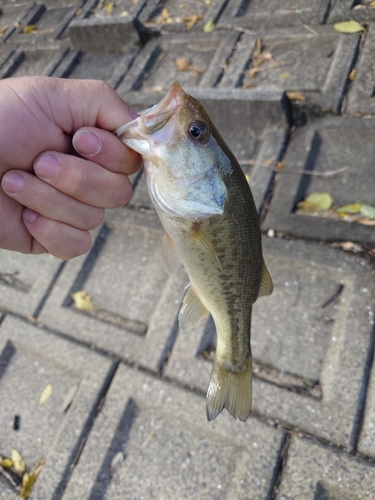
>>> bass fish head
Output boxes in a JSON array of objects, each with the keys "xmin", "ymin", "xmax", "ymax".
[{"xmin": 116, "ymin": 82, "xmax": 233, "ymax": 219}]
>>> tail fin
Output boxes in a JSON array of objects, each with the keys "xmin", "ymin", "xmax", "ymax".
[{"xmin": 206, "ymin": 357, "xmax": 252, "ymax": 422}]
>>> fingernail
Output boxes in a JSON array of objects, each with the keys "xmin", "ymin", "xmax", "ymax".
[
  {"xmin": 34, "ymin": 153, "xmax": 59, "ymax": 178},
  {"xmin": 73, "ymin": 130, "xmax": 101, "ymax": 156},
  {"xmin": 23, "ymin": 208, "xmax": 38, "ymax": 224},
  {"xmin": 2, "ymin": 172, "xmax": 25, "ymax": 194},
  {"xmin": 130, "ymin": 108, "xmax": 139, "ymax": 120}
]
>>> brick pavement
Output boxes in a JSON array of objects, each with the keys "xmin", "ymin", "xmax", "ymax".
[{"xmin": 1, "ymin": 1, "xmax": 375, "ymax": 498}]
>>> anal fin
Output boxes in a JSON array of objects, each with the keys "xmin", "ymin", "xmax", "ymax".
[{"xmin": 178, "ymin": 284, "xmax": 209, "ymax": 331}]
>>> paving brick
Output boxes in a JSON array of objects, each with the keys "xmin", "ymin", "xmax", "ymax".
[
  {"xmin": 9, "ymin": 0, "xmax": 83, "ymax": 44},
  {"xmin": 262, "ymin": 117, "xmax": 375, "ymax": 244},
  {"xmin": 50, "ymin": 47, "xmax": 139, "ymax": 87},
  {"xmin": 219, "ymin": 27, "xmax": 359, "ymax": 114},
  {"xmin": 276, "ymin": 437, "xmax": 375, "ymax": 499},
  {"xmin": 138, "ymin": 0, "xmax": 228, "ymax": 34},
  {"xmin": 0, "ymin": 250, "xmax": 63, "ymax": 318},
  {"xmin": 62, "ymin": 363, "xmax": 285, "ymax": 499},
  {"xmin": 165, "ymin": 237, "xmax": 375, "ymax": 448},
  {"xmin": 346, "ymin": 23, "xmax": 375, "ymax": 115},
  {"xmin": 219, "ymin": 0, "xmax": 331, "ymax": 29},
  {"xmin": 0, "ymin": 2, "xmax": 34, "ymax": 43},
  {"xmin": 0, "ymin": 44, "xmax": 68, "ymax": 78},
  {"xmin": 328, "ymin": 0, "xmax": 375, "ymax": 23},
  {"xmin": 69, "ymin": 0, "xmax": 148, "ymax": 53},
  {"xmin": 38, "ymin": 209, "xmax": 187, "ymax": 372},
  {"xmin": 358, "ymin": 344, "xmax": 375, "ymax": 459},
  {"xmin": 0, "ymin": 314, "xmax": 115, "ymax": 498}
]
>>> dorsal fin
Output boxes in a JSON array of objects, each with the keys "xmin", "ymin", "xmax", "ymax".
[
  {"xmin": 258, "ymin": 262, "xmax": 273, "ymax": 297},
  {"xmin": 162, "ymin": 232, "xmax": 180, "ymax": 275},
  {"xmin": 178, "ymin": 284, "xmax": 209, "ymax": 331}
]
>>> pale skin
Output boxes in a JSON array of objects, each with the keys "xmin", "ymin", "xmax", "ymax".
[{"xmin": 0, "ymin": 76, "xmax": 142, "ymax": 260}]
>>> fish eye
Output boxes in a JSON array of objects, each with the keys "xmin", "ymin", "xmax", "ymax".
[{"xmin": 188, "ymin": 121, "xmax": 209, "ymax": 144}]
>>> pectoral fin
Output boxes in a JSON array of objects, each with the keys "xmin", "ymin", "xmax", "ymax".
[
  {"xmin": 190, "ymin": 225, "xmax": 223, "ymax": 272},
  {"xmin": 162, "ymin": 232, "xmax": 180, "ymax": 275},
  {"xmin": 178, "ymin": 284, "xmax": 209, "ymax": 331},
  {"xmin": 258, "ymin": 262, "xmax": 273, "ymax": 297}
]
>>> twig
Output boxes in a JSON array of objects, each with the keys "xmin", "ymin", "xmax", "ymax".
[
  {"xmin": 320, "ymin": 284, "xmax": 344, "ymax": 308},
  {"xmin": 0, "ymin": 464, "xmax": 21, "ymax": 492},
  {"xmin": 240, "ymin": 161, "xmax": 349, "ymax": 178},
  {"xmin": 302, "ymin": 24, "xmax": 319, "ymax": 36}
]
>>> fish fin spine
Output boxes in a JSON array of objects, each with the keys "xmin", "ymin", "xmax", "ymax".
[
  {"xmin": 258, "ymin": 261, "xmax": 273, "ymax": 297},
  {"xmin": 178, "ymin": 284, "xmax": 209, "ymax": 331},
  {"xmin": 206, "ymin": 358, "xmax": 252, "ymax": 422}
]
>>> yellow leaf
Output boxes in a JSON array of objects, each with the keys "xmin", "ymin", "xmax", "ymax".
[
  {"xmin": 11, "ymin": 449, "xmax": 25, "ymax": 474},
  {"xmin": 0, "ymin": 25, "xmax": 9, "ymax": 36},
  {"xmin": 281, "ymin": 72, "xmax": 290, "ymax": 79},
  {"xmin": 103, "ymin": 2, "xmax": 113, "ymax": 13},
  {"xmin": 39, "ymin": 384, "xmax": 53, "ymax": 405},
  {"xmin": 203, "ymin": 18, "xmax": 215, "ymax": 32},
  {"xmin": 297, "ymin": 200, "xmax": 321, "ymax": 213},
  {"xmin": 22, "ymin": 25, "xmax": 36, "ymax": 34},
  {"xmin": 20, "ymin": 458, "xmax": 45, "ymax": 499},
  {"xmin": 286, "ymin": 91, "xmax": 306, "ymax": 102},
  {"xmin": 305, "ymin": 192, "xmax": 333, "ymax": 211},
  {"xmin": 182, "ymin": 13, "xmax": 202, "ymax": 30},
  {"xmin": 336, "ymin": 203, "xmax": 362, "ymax": 215},
  {"xmin": 70, "ymin": 290, "xmax": 94, "ymax": 310},
  {"xmin": 333, "ymin": 20, "xmax": 364, "ymax": 34},
  {"xmin": 0, "ymin": 457, "xmax": 13, "ymax": 468},
  {"xmin": 349, "ymin": 69, "xmax": 357, "ymax": 81}
]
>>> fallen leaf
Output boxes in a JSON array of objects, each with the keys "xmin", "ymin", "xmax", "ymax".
[
  {"xmin": 110, "ymin": 451, "xmax": 124, "ymax": 476},
  {"xmin": 331, "ymin": 241, "xmax": 364, "ymax": 252},
  {"xmin": 0, "ymin": 457, "xmax": 13, "ymax": 468},
  {"xmin": 263, "ymin": 158, "xmax": 274, "ymax": 166},
  {"xmin": 20, "ymin": 458, "xmax": 45, "ymax": 499},
  {"xmin": 281, "ymin": 72, "xmax": 290, "ymax": 79},
  {"xmin": 0, "ymin": 25, "xmax": 9, "ymax": 36},
  {"xmin": 203, "ymin": 17, "xmax": 215, "ymax": 33},
  {"xmin": 70, "ymin": 290, "xmax": 94, "ymax": 310},
  {"xmin": 360, "ymin": 204, "xmax": 375, "ymax": 219},
  {"xmin": 62, "ymin": 384, "xmax": 79, "ymax": 412},
  {"xmin": 204, "ymin": 0, "xmax": 212, "ymax": 4},
  {"xmin": 333, "ymin": 20, "xmax": 364, "ymax": 34},
  {"xmin": 305, "ymin": 192, "xmax": 333, "ymax": 211},
  {"xmin": 349, "ymin": 68, "xmax": 357, "ymax": 80},
  {"xmin": 152, "ymin": 85, "xmax": 163, "ymax": 93},
  {"xmin": 182, "ymin": 13, "xmax": 202, "ymax": 30},
  {"xmin": 336, "ymin": 203, "xmax": 362, "ymax": 214},
  {"xmin": 22, "ymin": 25, "xmax": 37, "ymax": 34},
  {"xmin": 39, "ymin": 384, "xmax": 53, "ymax": 405},
  {"xmin": 175, "ymin": 57, "xmax": 204, "ymax": 73},
  {"xmin": 11, "ymin": 449, "xmax": 25, "ymax": 474},
  {"xmin": 103, "ymin": 2, "xmax": 113, "ymax": 13},
  {"xmin": 358, "ymin": 219, "xmax": 375, "ymax": 226},
  {"xmin": 120, "ymin": 10, "xmax": 129, "ymax": 16},
  {"xmin": 286, "ymin": 91, "xmax": 306, "ymax": 102},
  {"xmin": 249, "ymin": 67, "xmax": 261, "ymax": 78}
]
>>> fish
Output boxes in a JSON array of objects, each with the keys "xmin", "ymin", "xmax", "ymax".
[{"xmin": 116, "ymin": 82, "xmax": 273, "ymax": 422}]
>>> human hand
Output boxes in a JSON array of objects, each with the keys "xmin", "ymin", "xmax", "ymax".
[{"xmin": 0, "ymin": 76, "xmax": 141, "ymax": 259}]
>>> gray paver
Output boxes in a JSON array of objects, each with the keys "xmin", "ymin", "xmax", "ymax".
[
  {"xmin": 262, "ymin": 117, "xmax": 375, "ymax": 244},
  {"xmin": 0, "ymin": 314, "xmax": 115, "ymax": 498},
  {"xmin": 62, "ymin": 363, "xmax": 285, "ymax": 500},
  {"xmin": 346, "ymin": 23, "xmax": 375, "ymax": 115},
  {"xmin": 328, "ymin": 0, "xmax": 375, "ymax": 23},
  {"xmin": 0, "ymin": 250, "xmax": 63, "ymax": 318},
  {"xmin": 219, "ymin": 0, "xmax": 331, "ymax": 29},
  {"xmin": 0, "ymin": 2, "xmax": 34, "ymax": 43},
  {"xmin": 38, "ymin": 209, "xmax": 187, "ymax": 372},
  {"xmin": 219, "ymin": 27, "xmax": 359, "ymax": 114},
  {"xmin": 165, "ymin": 237, "xmax": 375, "ymax": 448},
  {"xmin": 0, "ymin": 44, "xmax": 69, "ymax": 79},
  {"xmin": 276, "ymin": 437, "xmax": 375, "ymax": 499},
  {"xmin": 358, "ymin": 344, "xmax": 375, "ymax": 458}
]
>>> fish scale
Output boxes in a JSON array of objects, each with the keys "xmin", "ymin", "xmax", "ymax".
[{"xmin": 116, "ymin": 82, "xmax": 273, "ymax": 422}]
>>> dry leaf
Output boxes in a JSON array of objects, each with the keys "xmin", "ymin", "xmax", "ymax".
[
  {"xmin": 249, "ymin": 67, "xmax": 261, "ymax": 78},
  {"xmin": 103, "ymin": 2, "xmax": 113, "ymax": 13},
  {"xmin": 333, "ymin": 20, "xmax": 364, "ymax": 34},
  {"xmin": 11, "ymin": 449, "xmax": 25, "ymax": 474},
  {"xmin": 70, "ymin": 290, "xmax": 94, "ymax": 310},
  {"xmin": 120, "ymin": 10, "xmax": 129, "ymax": 16},
  {"xmin": 22, "ymin": 25, "xmax": 37, "ymax": 34},
  {"xmin": 0, "ymin": 457, "xmax": 13, "ymax": 468},
  {"xmin": 20, "ymin": 458, "xmax": 45, "ymax": 499},
  {"xmin": 152, "ymin": 85, "xmax": 163, "ymax": 93},
  {"xmin": 0, "ymin": 25, "xmax": 9, "ymax": 36},
  {"xmin": 203, "ymin": 17, "xmax": 215, "ymax": 32},
  {"xmin": 175, "ymin": 57, "xmax": 204, "ymax": 73},
  {"xmin": 62, "ymin": 384, "xmax": 79, "ymax": 412},
  {"xmin": 331, "ymin": 241, "xmax": 363, "ymax": 252},
  {"xmin": 359, "ymin": 219, "xmax": 375, "ymax": 226},
  {"xmin": 182, "ymin": 14, "xmax": 202, "ymax": 30},
  {"xmin": 39, "ymin": 384, "xmax": 53, "ymax": 405},
  {"xmin": 286, "ymin": 91, "xmax": 306, "ymax": 102},
  {"xmin": 281, "ymin": 72, "xmax": 290, "ymax": 79},
  {"xmin": 349, "ymin": 68, "xmax": 357, "ymax": 81}
]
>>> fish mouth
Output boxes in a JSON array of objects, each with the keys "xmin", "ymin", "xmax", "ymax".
[{"xmin": 115, "ymin": 82, "xmax": 186, "ymax": 149}]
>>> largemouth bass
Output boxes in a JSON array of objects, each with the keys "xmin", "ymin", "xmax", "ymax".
[{"xmin": 116, "ymin": 82, "xmax": 273, "ymax": 422}]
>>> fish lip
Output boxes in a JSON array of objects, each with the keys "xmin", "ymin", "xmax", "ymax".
[{"xmin": 115, "ymin": 82, "xmax": 185, "ymax": 141}]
